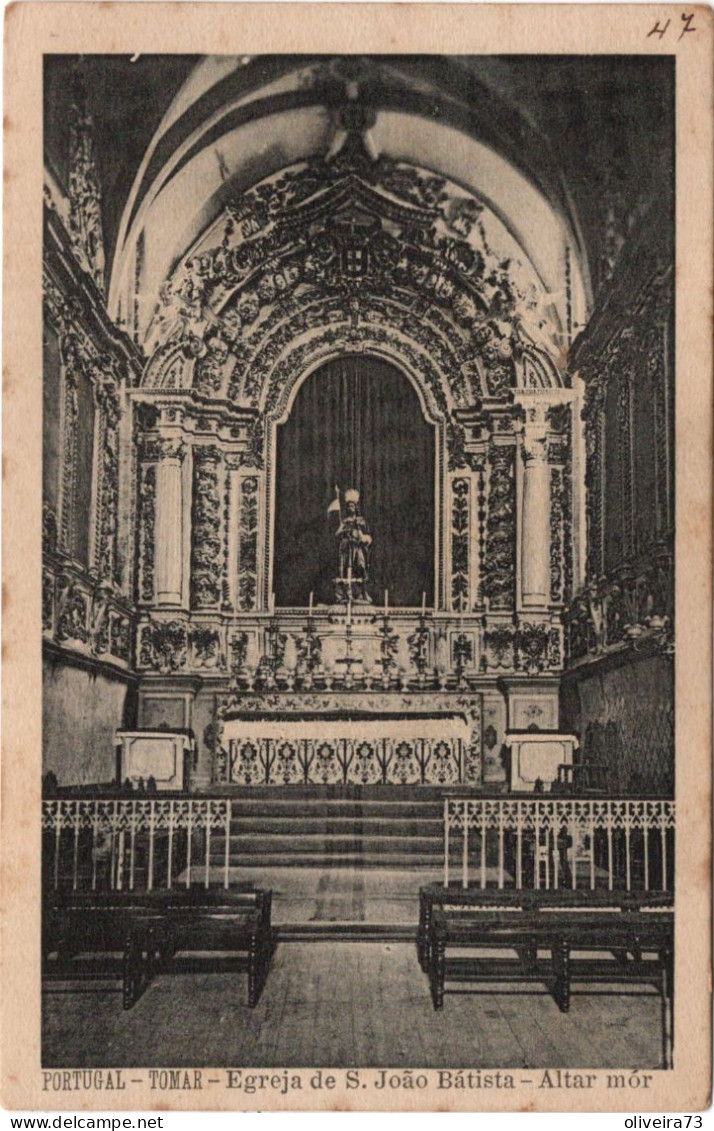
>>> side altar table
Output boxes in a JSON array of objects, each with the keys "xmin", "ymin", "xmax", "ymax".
[
  {"xmin": 505, "ymin": 732, "xmax": 578, "ymax": 792},
  {"xmin": 116, "ymin": 730, "xmax": 195, "ymax": 791}
]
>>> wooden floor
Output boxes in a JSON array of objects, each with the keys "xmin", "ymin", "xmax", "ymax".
[
  {"xmin": 190, "ymin": 865, "xmax": 443, "ymax": 927},
  {"xmin": 42, "ymin": 940, "xmax": 665, "ymax": 1069}
]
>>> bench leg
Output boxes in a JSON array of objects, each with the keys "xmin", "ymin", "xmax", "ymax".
[
  {"xmin": 553, "ymin": 938, "xmax": 571, "ymax": 1013},
  {"xmin": 661, "ymin": 946, "xmax": 674, "ymax": 1070},
  {"xmin": 257, "ymin": 929, "xmax": 273, "ymax": 999},
  {"xmin": 417, "ymin": 900, "xmax": 425, "ymax": 970},
  {"xmin": 430, "ymin": 934, "xmax": 446, "ymax": 1011},
  {"xmin": 123, "ymin": 931, "xmax": 143, "ymax": 1010},
  {"xmin": 158, "ymin": 926, "xmax": 176, "ymax": 967},
  {"xmin": 56, "ymin": 928, "xmax": 76, "ymax": 963},
  {"xmin": 145, "ymin": 926, "xmax": 162, "ymax": 986},
  {"xmin": 518, "ymin": 942, "xmax": 538, "ymax": 974},
  {"xmin": 417, "ymin": 896, "xmax": 431, "ymax": 971},
  {"xmin": 248, "ymin": 930, "xmax": 266, "ymax": 1008}
]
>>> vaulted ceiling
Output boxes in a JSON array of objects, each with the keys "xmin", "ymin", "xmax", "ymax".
[{"xmin": 44, "ymin": 54, "xmax": 673, "ymax": 355}]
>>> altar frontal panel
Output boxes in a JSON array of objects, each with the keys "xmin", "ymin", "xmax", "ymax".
[{"xmin": 220, "ymin": 716, "xmax": 469, "ymax": 786}]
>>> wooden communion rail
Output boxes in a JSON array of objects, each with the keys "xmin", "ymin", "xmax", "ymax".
[{"xmin": 42, "ymin": 793, "xmax": 675, "ymax": 895}]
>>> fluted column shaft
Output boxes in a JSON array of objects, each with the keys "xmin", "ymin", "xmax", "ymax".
[
  {"xmin": 521, "ymin": 429, "xmax": 550, "ymax": 608},
  {"xmin": 154, "ymin": 439, "xmax": 185, "ymax": 605}
]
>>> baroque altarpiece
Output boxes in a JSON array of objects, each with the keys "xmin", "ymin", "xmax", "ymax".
[{"xmin": 42, "ymin": 54, "xmax": 673, "ymax": 813}]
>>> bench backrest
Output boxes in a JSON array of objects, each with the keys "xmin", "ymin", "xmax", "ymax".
[
  {"xmin": 422, "ymin": 884, "xmax": 673, "ymax": 913},
  {"xmin": 45, "ymin": 886, "xmax": 272, "ymax": 929},
  {"xmin": 432, "ymin": 906, "xmax": 674, "ymax": 941}
]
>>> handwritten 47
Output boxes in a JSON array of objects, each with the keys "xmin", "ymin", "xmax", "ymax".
[{"xmin": 648, "ymin": 12, "xmax": 697, "ymax": 39}]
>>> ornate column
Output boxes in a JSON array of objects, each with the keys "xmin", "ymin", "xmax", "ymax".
[
  {"xmin": 90, "ymin": 367, "xmax": 121, "ymax": 586},
  {"xmin": 154, "ymin": 438, "xmax": 185, "ymax": 606},
  {"xmin": 520, "ymin": 405, "xmax": 551, "ymax": 609},
  {"xmin": 224, "ymin": 455, "xmax": 242, "ymax": 611},
  {"xmin": 515, "ymin": 390, "xmax": 574, "ymax": 611},
  {"xmin": 57, "ymin": 334, "xmax": 81, "ymax": 557},
  {"xmin": 582, "ymin": 374, "xmax": 606, "ymax": 581},
  {"xmin": 190, "ymin": 445, "xmax": 223, "ymax": 609}
]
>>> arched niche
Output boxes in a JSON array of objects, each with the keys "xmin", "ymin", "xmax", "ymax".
[{"xmin": 273, "ymin": 354, "xmax": 437, "ymax": 608}]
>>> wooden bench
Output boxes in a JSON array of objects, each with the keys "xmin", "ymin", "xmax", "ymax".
[
  {"xmin": 145, "ymin": 889, "xmax": 275, "ymax": 1008},
  {"xmin": 427, "ymin": 906, "xmax": 674, "ymax": 1066},
  {"xmin": 140, "ymin": 885, "xmax": 273, "ymax": 934},
  {"xmin": 43, "ymin": 886, "xmax": 274, "ymax": 1009},
  {"xmin": 417, "ymin": 883, "xmax": 673, "ymax": 972},
  {"xmin": 43, "ymin": 892, "xmax": 163, "ymax": 1009}
]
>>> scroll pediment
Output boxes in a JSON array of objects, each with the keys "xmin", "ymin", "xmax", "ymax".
[
  {"xmin": 143, "ymin": 138, "xmax": 564, "ymax": 404},
  {"xmin": 276, "ymin": 168, "xmax": 439, "ymax": 231}
]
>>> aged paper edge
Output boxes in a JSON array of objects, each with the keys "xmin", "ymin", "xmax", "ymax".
[{"xmin": 2, "ymin": 2, "xmax": 712, "ymax": 1113}]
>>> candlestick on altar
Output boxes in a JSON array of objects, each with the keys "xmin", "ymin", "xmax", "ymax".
[
  {"xmin": 422, "ymin": 591, "xmax": 426, "ymax": 616},
  {"xmin": 384, "ymin": 589, "xmax": 389, "ymax": 616},
  {"xmin": 347, "ymin": 568, "xmax": 353, "ymax": 624},
  {"xmin": 308, "ymin": 591, "xmax": 314, "ymax": 618}
]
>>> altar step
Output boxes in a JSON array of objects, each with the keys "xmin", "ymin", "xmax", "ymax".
[
  {"xmin": 209, "ymin": 790, "xmax": 446, "ymax": 870},
  {"xmin": 277, "ymin": 924, "xmax": 417, "ymax": 942},
  {"xmin": 226, "ymin": 817, "xmax": 442, "ymax": 836}
]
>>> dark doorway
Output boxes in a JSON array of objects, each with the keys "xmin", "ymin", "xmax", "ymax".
[{"xmin": 274, "ymin": 355, "xmax": 436, "ymax": 607}]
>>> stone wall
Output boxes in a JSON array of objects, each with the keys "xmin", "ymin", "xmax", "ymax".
[
  {"xmin": 563, "ymin": 190, "xmax": 674, "ymax": 798},
  {"xmin": 43, "ymin": 657, "xmax": 135, "ymax": 785},
  {"xmin": 562, "ymin": 652, "xmax": 673, "ymax": 794}
]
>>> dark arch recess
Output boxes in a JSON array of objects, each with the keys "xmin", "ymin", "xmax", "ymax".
[{"xmin": 274, "ymin": 354, "xmax": 435, "ymax": 608}]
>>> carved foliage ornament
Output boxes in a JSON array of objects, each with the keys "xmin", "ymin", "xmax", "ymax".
[
  {"xmin": 574, "ymin": 269, "xmax": 672, "ymax": 595},
  {"xmin": 567, "ymin": 550, "xmax": 673, "ymax": 662},
  {"xmin": 481, "ymin": 624, "xmax": 514, "ymax": 671},
  {"xmin": 43, "ymin": 294, "xmax": 126, "ymax": 591},
  {"xmin": 229, "ymin": 631, "xmax": 249, "ymax": 675},
  {"xmin": 92, "ymin": 368, "xmax": 122, "ymax": 587},
  {"xmin": 190, "ymin": 626, "xmax": 226, "ymax": 669},
  {"xmin": 43, "ymin": 504, "xmax": 58, "ymax": 555},
  {"xmin": 47, "ymin": 568, "xmax": 133, "ymax": 665},
  {"xmin": 137, "ymin": 463, "xmax": 156, "ymax": 603},
  {"xmin": 42, "ymin": 571, "xmax": 55, "ymax": 632},
  {"xmin": 56, "ymin": 575, "xmax": 89, "ymax": 644},
  {"xmin": 144, "ymin": 149, "xmax": 562, "ymax": 406},
  {"xmin": 139, "ymin": 619, "xmax": 187, "ymax": 673},
  {"xmin": 68, "ymin": 73, "xmax": 106, "ymax": 294},
  {"xmin": 550, "ymin": 466, "xmax": 566, "ymax": 605},
  {"xmin": 190, "ymin": 446, "xmax": 223, "ymax": 608},
  {"xmin": 483, "ymin": 445, "xmax": 516, "ymax": 609},
  {"xmin": 450, "ymin": 477, "xmax": 470, "ymax": 612},
  {"xmin": 238, "ymin": 476, "xmax": 259, "ymax": 610},
  {"xmin": 480, "ymin": 621, "xmax": 561, "ymax": 674}
]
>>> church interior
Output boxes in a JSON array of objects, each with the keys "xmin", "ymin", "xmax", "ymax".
[{"xmin": 42, "ymin": 53, "xmax": 675, "ymax": 1069}]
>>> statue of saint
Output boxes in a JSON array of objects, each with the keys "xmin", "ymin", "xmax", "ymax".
[{"xmin": 328, "ymin": 487, "xmax": 373, "ymax": 603}]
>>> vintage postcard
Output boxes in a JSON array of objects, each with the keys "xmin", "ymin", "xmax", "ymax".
[{"xmin": 2, "ymin": 2, "xmax": 712, "ymax": 1114}]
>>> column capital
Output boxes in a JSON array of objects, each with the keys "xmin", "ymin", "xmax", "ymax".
[
  {"xmin": 156, "ymin": 436, "xmax": 186, "ymax": 462},
  {"xmin": 521, "ymin": 429, "xmax": 549, "ymax": 465},
  {"xmin": 514, "ymin": 388, "xmax": 574, "ymax": 463}
]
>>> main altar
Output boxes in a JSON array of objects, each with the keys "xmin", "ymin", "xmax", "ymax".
[
  {"xmin": 127, "ymin": 112, "xmax": 575, "ymax": 794},
  {"xmin": 217, "ymin": 690, "xmax": 479, "ymax": 786}
]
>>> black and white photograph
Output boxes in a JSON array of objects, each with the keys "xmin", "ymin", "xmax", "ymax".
[{"xmin": 2, "ymin": 7, "xmax": 711, "ymax": 1112}]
